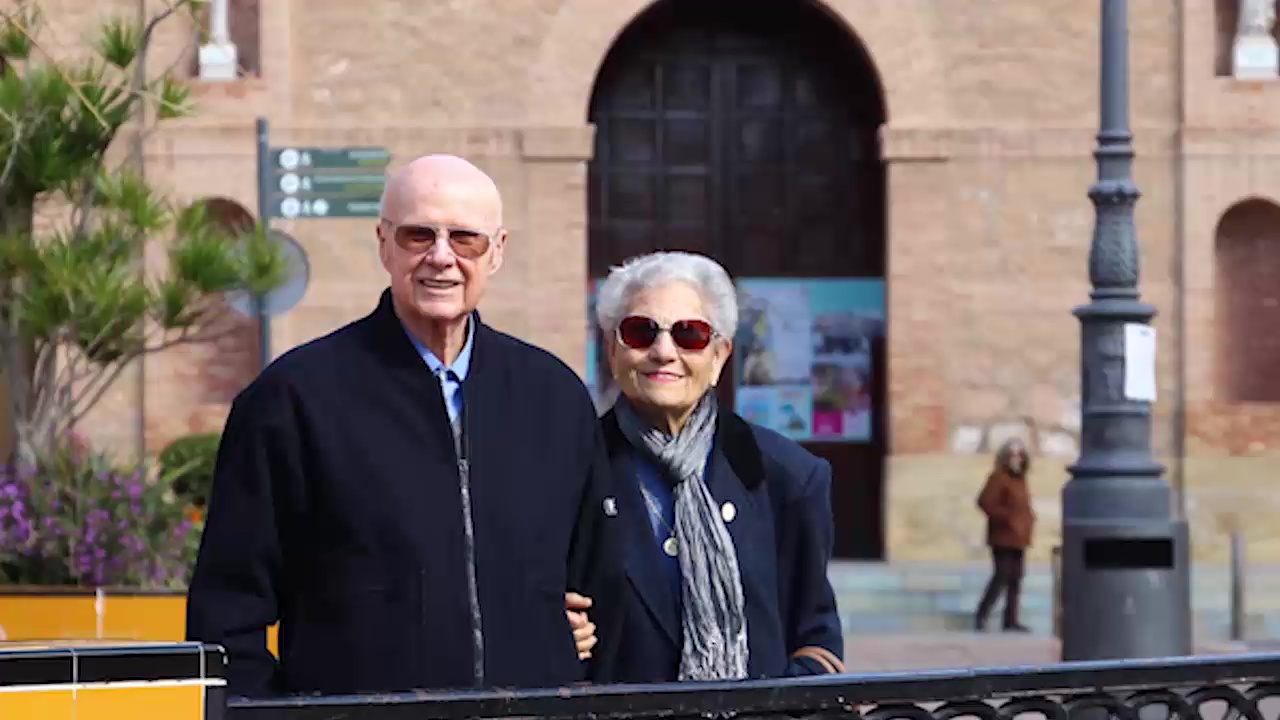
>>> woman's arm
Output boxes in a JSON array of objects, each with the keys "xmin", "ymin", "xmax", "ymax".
[
  {"xmin": 777, "ymin": 458, "xmax": 845, "ymax": 676},
  {"xmin": 976, "ymin": 473, "xmax": 1010, "ymax": 519}
]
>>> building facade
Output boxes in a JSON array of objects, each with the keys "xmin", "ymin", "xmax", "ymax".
[{"xmin": 35, "ymin": 0, "xmax": 1280, "ymax": 565}]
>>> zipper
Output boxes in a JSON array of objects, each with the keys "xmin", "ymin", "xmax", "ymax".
[
  {"xmin": 453, "ymin": 410, "xmax": 485, "ymax": 686},
  {"xmin": 457, "ymin": 456, "xmax": 485, "ymax": 685}
]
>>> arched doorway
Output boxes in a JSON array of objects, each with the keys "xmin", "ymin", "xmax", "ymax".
[{"xmin": 587, "ymin": 0, "xmax": 888, "ymax": 559}]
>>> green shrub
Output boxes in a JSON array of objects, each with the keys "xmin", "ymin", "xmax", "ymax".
[{"xmin": 158, "ymin": 432, "xmax": 221, "ymax": 509}]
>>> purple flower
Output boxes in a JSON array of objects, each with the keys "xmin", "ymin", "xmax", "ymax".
[{"xmin": 0, "ymin": 442, "xmax": 205, "ymax": 589}]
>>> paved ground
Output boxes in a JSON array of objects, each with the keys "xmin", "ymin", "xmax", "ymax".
[{"xmin": 842, "ymin": 632, "xmax": 1253, "ymax": 673}]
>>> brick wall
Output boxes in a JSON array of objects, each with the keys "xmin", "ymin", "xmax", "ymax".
[{"xmin": 22, "ymin": 0, "xmax": 1280, "ymax": 561}]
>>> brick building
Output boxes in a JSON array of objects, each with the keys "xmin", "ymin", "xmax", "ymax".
[{"xmin": 32, "ymin": 0, "xmax": 1280, "ymax": 565}]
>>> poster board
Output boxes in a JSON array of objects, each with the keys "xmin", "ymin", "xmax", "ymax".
[{"xmin": 734, "ymin": 278, "xmax": 884, "ymax": 442}]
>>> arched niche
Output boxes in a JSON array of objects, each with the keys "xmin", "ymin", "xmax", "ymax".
[{"xmin": 1214, "ymin": 197, "xmax": 1280, "ymax": 403}]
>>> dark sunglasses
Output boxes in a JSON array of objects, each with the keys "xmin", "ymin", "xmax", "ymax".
[
  {"xmin": 617, "ymin": 315, "xmax": 716, "ymax": 352},
  {"xmin": 386, "ymin": 222, "xmax": 492, "ymax": 260}
]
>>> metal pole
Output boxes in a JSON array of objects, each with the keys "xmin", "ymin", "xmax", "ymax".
[
  {"xmin": 1230, "ymin": 527, "xmax": 1245, "ymax": 642},
  {"xmin": 255, "ymin": 116, "xmax": 272, "ymax": 371},
  {"xmin": 1059, "ymin": 0, "xmax": 1192, "ymax": 661}
]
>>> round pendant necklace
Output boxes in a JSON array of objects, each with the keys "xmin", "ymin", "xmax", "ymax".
[{"xmin": 639, "ymin": 485, "xmax": 678, "ymax": 557}]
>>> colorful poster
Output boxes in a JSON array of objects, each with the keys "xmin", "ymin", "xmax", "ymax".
[
  {"xmin": 735, "ymin": 278, "xmax": 884, "ymax": 443},
  {"xmin": 584, "ymin": 279, "xmax": 617, "ymax": 414}
]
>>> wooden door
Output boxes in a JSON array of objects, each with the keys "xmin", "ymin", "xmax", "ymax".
[{"xmin": 588, "ymin": 0, "xmax": 887, "ymax": 559}]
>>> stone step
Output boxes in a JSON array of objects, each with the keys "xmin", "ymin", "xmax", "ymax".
[{"xmin": 829, "ymin": 561, "xmax": 1280, "ymax": 641}]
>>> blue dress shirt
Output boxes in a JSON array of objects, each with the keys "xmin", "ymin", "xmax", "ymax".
[{"xmin": 404, "ymin": 313, "xmax": 475, "ymax": 426}]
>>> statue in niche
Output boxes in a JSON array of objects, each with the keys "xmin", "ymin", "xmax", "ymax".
[
  {"xmin": 1235, "ymin": 0, "xmax": 1280, "ymax": 79},
  {"xmin": 1240, "ymin": 0, "xmax": 1277, "ymax": 37}
]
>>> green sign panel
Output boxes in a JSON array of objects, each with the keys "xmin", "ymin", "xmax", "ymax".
[
  {"xmin": 273, "ymin": 197, "xmax": 382, "ymax": 220},
  {"xmin": 275, "ymin": 173, "xmax": 385, "ymax": 198},
  {"xmin": 270, "ymin": 147, "xmax": 391, "ymax": 171},
  {"xmin": 266, "ymin": 146, "xmax": 391, "ymax": 219}
]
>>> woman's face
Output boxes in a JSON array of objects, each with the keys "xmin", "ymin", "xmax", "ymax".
[
  {"xmin": 1005, "ymin": 443, "xmax": 1027, "ymax": 473},
  {"xmin": 607, "ymin": 282, "xmax": 732, "ymax": 432}
]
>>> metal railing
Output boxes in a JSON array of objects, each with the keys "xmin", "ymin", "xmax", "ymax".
[{"xmin": 226, "ymin": 653, "xmax": 1280, "ymax": 720}]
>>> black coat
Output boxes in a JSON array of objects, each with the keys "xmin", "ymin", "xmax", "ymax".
[
  {"xmin": 186, "ymin": 290, "xmax": 623, "ymax": 697},
  {"xmin": 589, "ymin": 409, "xmax": 844, "ymax": 683}
]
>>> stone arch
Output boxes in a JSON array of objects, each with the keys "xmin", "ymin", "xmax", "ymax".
[
  {"xmin": 189, "ymin": 196, "xmax": 260, "ymax": 409},
  {"xmin": 1214, "ymin": 197, "xmax": 1280, "ymax": 403},
  {"xmin": 582, "ymin": 0, "xmax": 890, "ymax": 560},
  {"xmin": 524, "ymin": 0, "xmax": 945, "ymax": 128}
]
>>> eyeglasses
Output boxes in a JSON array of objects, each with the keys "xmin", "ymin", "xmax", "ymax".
[
  {"xmin": 616, "ymin": 315, "xmax": 716, "ymax": 352},
  {"xmin": 384, "ymin": 222, "xmax": 493, "ymax": 260}
]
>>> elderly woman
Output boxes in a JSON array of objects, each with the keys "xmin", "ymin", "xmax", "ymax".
[{"xmin": 590, "ymin": 250, "xmax": 844, "ymax": 683}]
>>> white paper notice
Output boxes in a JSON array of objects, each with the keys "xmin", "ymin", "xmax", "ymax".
[{"xmin": 1123, "ymin": 323, "xmax": 1157, "ymax": 402}]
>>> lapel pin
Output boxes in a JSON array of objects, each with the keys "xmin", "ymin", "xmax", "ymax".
[
  {"xmin": 721, "ymin": 501, "xmax": 737, "ymax": 523},
  {"xmin": 603, "ymin": 497, "xmax": 618, "ymax": 517}
]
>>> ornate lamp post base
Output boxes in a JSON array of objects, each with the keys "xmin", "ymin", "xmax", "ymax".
[{"xmin": 1059, "ymin": 0, "xmax": 1192, "ymax": 661}]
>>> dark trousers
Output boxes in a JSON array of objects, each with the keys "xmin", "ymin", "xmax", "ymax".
[{"xmin": 975, "ymin": 547, "xmax": 1025, "ymax": 627}]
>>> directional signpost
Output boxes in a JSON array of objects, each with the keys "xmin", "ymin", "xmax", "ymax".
[
  {"xmin": 267, "ymin": 146, "xmax": 390, "ymax": 220},
  {"xmin": 252, "ymin": 116, "xmax": 392, "ymax": 370}
]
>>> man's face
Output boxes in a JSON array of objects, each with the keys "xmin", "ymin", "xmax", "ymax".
[{"xmin": 377, "ymin": 182, "xmax": 506, "ymax": 325}]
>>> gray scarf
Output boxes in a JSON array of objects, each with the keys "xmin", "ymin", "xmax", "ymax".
[{"xmin": 614, "ymin": 392, "xmax": 749, "ymax": 681}]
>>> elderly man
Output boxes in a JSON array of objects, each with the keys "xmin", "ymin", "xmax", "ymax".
[{"xmin": 186, "ymin": 155, "xmax": 621, "ymax": 697}]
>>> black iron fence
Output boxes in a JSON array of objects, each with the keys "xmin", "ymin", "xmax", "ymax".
[{"xmin": 226, "ymin": 653, "xmax": 1280, "ymax": 720}]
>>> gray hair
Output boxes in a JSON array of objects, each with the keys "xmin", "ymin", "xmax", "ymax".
[{"xmin": 595, "ymin": 251, "xmax": 739, "ymax": 339}]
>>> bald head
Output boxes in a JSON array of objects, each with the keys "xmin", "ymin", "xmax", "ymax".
[
  {"xmin": 376, "ymin": 153, "xmax": 508, "ymax": 343},
  {"xmin": 380, "ymin": 154, "xmax": 504, "ymax": 229}
]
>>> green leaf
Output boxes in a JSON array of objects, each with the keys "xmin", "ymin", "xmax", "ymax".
[
  {"xmin": 71, "ymin": 62, "xmax": 131, "ymax": 134},
  {"xmin": 95, "ymin": 170, "xmax": 167, "ymax": 231},
  {"xmin": 0, "ymin": 225, "xmax": 36, "ymax": 282},
  {"xmin": 27, "ymin": 62, "xmax": 71, "ymax": 111},
  {"xmin": 168, "ymin": 225, "xmax": 244, "ymax": 294},
  {"xmin": 0, "ymin": 63, "xmax": 24, "ymax": 111},
  {"xmin": 69, "ymin": 263, "xmax": 150, "ymax": 363},
  {"xmin": 96, "ymin": 17, "xmax": 140, "ymax": 70},
  {"xmin": 150, "ymin": 278, "xmax": 199, "ymax": 330},
  {"xmin": 154, "ymin": 74, "xmax": 191, "ymax": 120},
  {"xmin": 238, "ymin": 225, "xmax": 289, "ymax": 295},
  {"xmin": 0, "ymin": 4, "xmax": 39, "ymax": 62}
]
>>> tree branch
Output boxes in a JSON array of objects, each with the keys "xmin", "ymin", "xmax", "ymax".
[
  {"xmin": 25, "ymin": 335, "xmax": 59, "ymax": 422},
  {"xmin": 0, "ymin": 9, "xmax": 112, "ymax": 132},
  {"xmin": 142, "ymin": 0, "xmax": 196, "ymax": 50},
  {"xmin": 65, "ymin": 299, "xmax": 244, "ymax": 428},
  {"xmin": 128, "ymin": 0, "xmax": 196, "ymax": 168},
  {"xmin": 0, "ymin": 122, "xmax": 24, "ymax": 201}
]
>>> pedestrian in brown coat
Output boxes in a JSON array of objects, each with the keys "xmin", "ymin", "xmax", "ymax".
[{"xmin": 973, "ymin": 438, "xmax": 1035, "ymax": 632}]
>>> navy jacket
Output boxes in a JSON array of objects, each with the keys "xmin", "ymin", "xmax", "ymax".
[
  {"xmin": 186, "ymin": 290, "xmax": 623, "ymax": 697},
  {"xmin": 591, "ymin": 408, "xmax": 844, "ymax": 683}
]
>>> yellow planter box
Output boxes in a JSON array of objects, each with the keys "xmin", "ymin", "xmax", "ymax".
[
  {"xmin": 0, "ymin": 588, "xmax": 278, "ymax": 656},
  {"xmin": 0, "ymin": 640, "xmax": 227, "ymax": 720}
]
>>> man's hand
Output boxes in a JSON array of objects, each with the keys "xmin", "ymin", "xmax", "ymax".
[{"xmin": 565, "ymin": 592, "xmax": 597, "ymax": 660}]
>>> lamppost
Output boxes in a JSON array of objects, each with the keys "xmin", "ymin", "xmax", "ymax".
[{"xmin": 1059, "ymin": 0, "xmax": 1192, "ymax": 661}]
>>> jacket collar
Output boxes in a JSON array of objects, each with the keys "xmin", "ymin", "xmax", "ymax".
[
  {"xmin": 600, "ymin": 404, "xmax": 765, "ymax": 490},
  {"xmin": 363, "ymin": 287, "xmax": 493, "ymax": 379}
]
